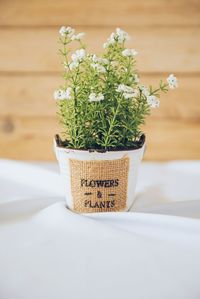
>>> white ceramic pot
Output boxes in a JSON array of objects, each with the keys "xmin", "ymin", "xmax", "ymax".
[{"xmin": 54, "ymin": 139, "xmax": 145, "ymax": 213}]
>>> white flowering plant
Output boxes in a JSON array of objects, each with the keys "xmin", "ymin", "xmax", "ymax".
[{"xmin": 54, "ymin": 27, "xmax": 178, "ymax": 150}]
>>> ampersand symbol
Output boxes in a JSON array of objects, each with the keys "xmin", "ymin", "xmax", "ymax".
[{"xmin": 97, "ymin": 191, "xmax": 102, "ymax": 198}]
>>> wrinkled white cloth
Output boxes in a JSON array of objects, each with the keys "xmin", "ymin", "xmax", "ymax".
[{"xmin": 0, "ymin": 159, "xmax": 200, "ymax": 299}]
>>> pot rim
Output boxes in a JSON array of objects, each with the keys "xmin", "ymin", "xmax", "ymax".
[{"xmin": 54, "ymin": 134, "xmax": 146, "ymax": 154}]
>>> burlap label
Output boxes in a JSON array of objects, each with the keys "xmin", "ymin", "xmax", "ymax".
[{"xmin": 69, "ymin": 157, "xmax": 129, "ymax": 213}]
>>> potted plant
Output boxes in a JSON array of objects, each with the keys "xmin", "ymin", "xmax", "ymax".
[{"xmin": 54, "ymin": 26, "xmax": 178, "ymax": 213}]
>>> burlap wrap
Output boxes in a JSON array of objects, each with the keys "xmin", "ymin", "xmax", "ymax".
[{"xmin": 69, "ymin": 157, "xmax": 130, "ymax": 213}]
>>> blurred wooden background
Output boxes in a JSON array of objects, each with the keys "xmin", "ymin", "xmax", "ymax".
[{"xmin": 0, "ymin": 0, "xmax": 200, "ymax": 160}]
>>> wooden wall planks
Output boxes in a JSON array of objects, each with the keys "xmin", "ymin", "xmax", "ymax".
[
  {"xmin": 0, "ymin": 0, "xmax": 200, "ymax": 160},
  {"xmin": 0, "ymin": 0, "xmax": 200, "ymax": 26},
  {"xmin": 0, "ymin": 27, "xmax": 200, "ymax": 72},
  {"xmin": 0, "ymin": 74, "xmax": 200, "ymax": 119},
  {"xmin": 0, "ymin": 116, "xmax": 199, "ymax": 160}
]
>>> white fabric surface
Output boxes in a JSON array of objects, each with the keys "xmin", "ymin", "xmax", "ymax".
[{"xmin": 0, "ymin": 159, "xmax": 200, "ymax": 299}]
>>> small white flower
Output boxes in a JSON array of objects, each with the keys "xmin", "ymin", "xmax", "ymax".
[
  {"xmin": 116, "ymin": 84, "xmax": 124, "ymax": 92},
  {"xmin": 132, "ymin": 89, "xmax": 139, "ymax": 97},
  {"xmin": 91, "ymin": 55, "xmax": 109, "ymax": 65},
  {"xmin": 71, "ymin": 49, "xmax": 86, "ymax": 62},
  {"xmin": 88, "ymin": 93, "xmax": 96, "ymax": 102},
  {"xmin": 71, "ymin": 32, "xmax": 85, "ymax": 40},
  {"xmin": 140, "ymin": 85, "xmax": 150, "ymax": 97},
  {"xmin": 88, "ymin": 92, "xmax": 104, "ymax": 102},
  {"xmin": 54, "ymin": 89, "xmax": 64, "ymax": 100},
  {"xmin": 91, "ymin": 54, "xmax": 98, "ymax": 63},
  {"xmin": 123, "ymin": 90, "xmax": 138, "ymax": 99},
  {"xmin": 108, "ymin": 32, "xmax": 116, "ymax": 44},
  {"xmin": 167, "ymin": 74, "xmax": 178, "ymax": 89},
  {"xmin": 116, "ymin": 28, "xmax": 130, "ymax": 43},
  {"xmin": 123, "ymin": 93, "xmax": 133, "ymax": 99},
  {"xmin": 90, "ymin": 55, "xmax": 108, "ymax": 73},
  {"xmin": 116, "ymin": 84, "xmax": 134, "ymax": 93},
  {"xmin": 65, "ymin": 88, "xmax": 71, "ymax": 100},
  {"xmin": 116, "ymin": 84, "xmax": 138, "ymax": 99},
  {"xmin": 59, "ymin": 26, "xmax": 67, "ymax": 36},
  {"xmin": 69, "ymin": 61, "xmax": 79, "ymax": 70},
  {"xmin": 97, "ymin": 65, "xmax": 106, "ymax": 73},
  {"xmin": 54, "ymin": 88, "xmax": 71, "ymax": 100},
  {"xmin": 122, "ymin": 48, "xmax": 138, "ymax": 57},
  {"xmin": 103, "ymin": 28, "xmax": 129, "ymax": 48},
  {"xmin": 147, "ymin": 95, "xmax": 160, "ymax": 108},
  {"xmin": 97, "ymin": 93, "xmax": 104, "ymax": 101},
  {"xmin": 59, "ymin": 26, "xmax": 75, "ymax": 37},
  {"xmin": 70, "ymin": 49, "xmax": 86, "ymax": 68},
  {"xmin": 91, "ymin": 63, "xmax": 106, "ymax": 73}
]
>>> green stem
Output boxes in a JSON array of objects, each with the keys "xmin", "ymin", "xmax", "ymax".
[{"xmin": 104, "ymin": 97, "xmax": 122, "ymax": 148}]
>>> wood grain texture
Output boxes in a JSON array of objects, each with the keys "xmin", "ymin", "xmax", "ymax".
[
  {"xmin": 0, "ymin": 27, "xmax": 200, "ymax": 72},
  {"xmin": 0, "ymin": 74, "xmax": 200, "ymax": 119},
  {"xmin": 0, "ymin": 0, "xmax": 199, "ymax": 160},
  {"xmin": 143, "ymin": 119, "xmax": 200, "ymax": 160},
  {"xmin": 0, "ymin": 0, "xmax": 199, "ymax": 26},
  {"xmin": 0, "ymin": 116, "xmax": 199, "ymax": 161}
]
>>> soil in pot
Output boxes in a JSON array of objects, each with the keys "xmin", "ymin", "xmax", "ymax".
[{"xmin": 55, "ymin": 133, "xmax": 145, "ymax": 152}]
